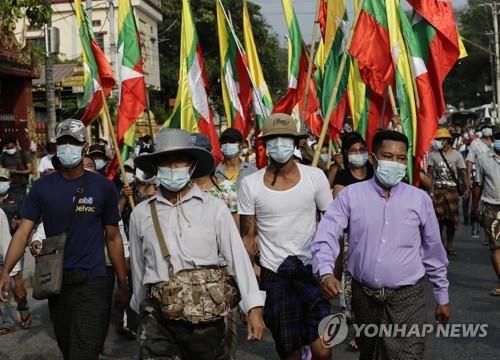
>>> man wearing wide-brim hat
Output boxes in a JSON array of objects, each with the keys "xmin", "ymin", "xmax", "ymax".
[
  {"xmin": 428, "ymin": 127, "xmax": 467, "ymax": 256},
  {"xmin": 238, "ymin": 114, "xmax": 332, "ymax": 359},
  {"xmin": 130, "ymin": 128, "xmax": 265, "ymax": 359}
]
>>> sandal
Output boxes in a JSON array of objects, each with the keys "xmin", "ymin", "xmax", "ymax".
[
  {"xmin": 490, "ymin": 288, "xmax": 500, "ymax": 296},
  {"xmin": 0, "ymin": 328, "xmax": 16, "ymax": 336},
  {"xmin": 446, "ymin": 249, "xmax": 457, "ymax": 256},
  {"xmin": 19, "ymin": 311, "xmax": 32, "ymax": 329}
]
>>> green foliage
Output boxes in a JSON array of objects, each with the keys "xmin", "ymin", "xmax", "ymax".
[
  {"xmin": 444, "ymin": 1, "xmax": 493, "ymax": 108},
  {"xmin": 0, "ymin": 0, "xmax": 52, "ymax": 32},
  {"xmin": 150, "ymin": 0, "xmax": 287, "ymax": 123}
]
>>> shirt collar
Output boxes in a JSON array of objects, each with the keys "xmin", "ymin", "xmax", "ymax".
[
  {"xmin": 369, "ymin": 176, "xmax": 403, "ymax": 198},
  {"xmin": 151, "ymin": 183, "xmax": 205, "ymax": 207}
]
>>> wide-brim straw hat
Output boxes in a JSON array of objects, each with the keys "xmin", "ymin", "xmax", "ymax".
[
  {"xmin": 258, "ymin": 113, "xmax": 308, "ymax": 140},
  {"xmin": 135, "ymin": 129, "xmax": 215, "ymax": 179}
]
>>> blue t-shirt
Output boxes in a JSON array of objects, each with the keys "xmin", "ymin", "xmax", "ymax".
[{"xmin": 21, "ymin": 171, "xmax": 120, "ymax": 279}]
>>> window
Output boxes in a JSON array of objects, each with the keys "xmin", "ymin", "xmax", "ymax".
[
  {"xmin": 95, "ymin": 33, "xmax": 105, "ymax": 50},
  {"xmin": 92, "ymin": 20, "xmax": 102, "ymax": 27},
  {"xmin": 27, "ymin": 37, "xmax": 45, "ymax": 54}
]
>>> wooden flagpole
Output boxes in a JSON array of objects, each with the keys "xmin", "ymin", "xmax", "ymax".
[
  {"xmin": 312, "ymin": 0, "xmax": 366, "ymax": 167},
  {"xmin": 100, "ymin": 91, "xmax": 135, "ymax": 208}
]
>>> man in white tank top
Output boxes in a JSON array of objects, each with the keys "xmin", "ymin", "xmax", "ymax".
[{"xmin": 239, "ymin": 114, "xmax": 333, "ymax": 360}]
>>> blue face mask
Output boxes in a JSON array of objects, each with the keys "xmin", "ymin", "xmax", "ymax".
[
  {"xmin": 266, "ymin": 137, "xmax": 295, "ymax": 164},
  {"xmin": 157, "ymin": 166, "xmax": 191, "ymax": 192},
  {"xmin": 433, "ymin": 140, "xmax": 444, "ymax": 151},
  {"xmin": 0, "ymin": 182, "xmax": 10, "ymax": 194},
  {"xmin": 494, "ymin": 139, "xmax": 500, "ymax": 151},
  {"xmin": 221, "ymin": 143, "xmax": 240, "ymax": 158},
  {"xmin": 57, "ymin": 144, "xmax": 83, "ymax": 168},
  {"xmin": 348, "ymin": 153, "xmax": 369, "ymax": 168},
  {"xmin": 375, "ymin": 159, "xmax": 407, "ymax": 188},
  {"xmin": 95, "ymin": 159, "xmax": 107, "ymax": 170}
]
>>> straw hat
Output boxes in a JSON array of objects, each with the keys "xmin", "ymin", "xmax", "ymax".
[
  {"xmin": 135, "ymin": 129, "xmax": 215, "ymax": 179},
  {"xmin": 435, "ymin": 128, "xmax": 452, "ymax": 139}
]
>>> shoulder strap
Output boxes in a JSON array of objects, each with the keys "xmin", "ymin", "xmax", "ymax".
[
  {"xmin": 149, "ymin": 201, "xmax": 170, "ymax": 258},
  {"xmin": 438, "ymin": 150, "xmax": 460, "ymax": 187}
]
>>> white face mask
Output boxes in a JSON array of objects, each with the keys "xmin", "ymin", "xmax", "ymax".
[
  {"xmin": 375, "ymin": 159, "xmax": 407, "ymax": 188},
  {"xmin": 4, "ymin": 148, "xmax": 17, "ymax": 155},
  {"xmin": 319, "ymin": 154, "xmax": 330, "ymax": 164},
  {"xmin": 157, "ymin": 166, "xmax": 191, "ymax": 192},
  {"xmin": 0, "ymin": 182, "xmax": 10, "ymax": 194},
  {"xmin": 57, "ymin": 144, "xmax": 83, "ymax": 168},
  {"xmin": 348, "ymin": 153, "xmax": 369, "ymax": 168},
  {"xmin": 120, "ymin": 172, "xmax": 135, "ymax": 185},
  {"xmin": 266, "ymin": 137, "xmax": 295, "ymax": 164}
]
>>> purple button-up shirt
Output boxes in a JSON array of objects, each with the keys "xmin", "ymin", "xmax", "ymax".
[{"xmin": 312, "ymin": 177, "xmax": 449, "ymax": 305}]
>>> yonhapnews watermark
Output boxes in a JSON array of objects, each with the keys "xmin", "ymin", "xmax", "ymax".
[{"xmin": 318, "ymin": 313, "xmax": 489, "ymax": 348}]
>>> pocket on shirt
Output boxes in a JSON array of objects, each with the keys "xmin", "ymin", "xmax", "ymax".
[{"xmin": 399, "ymin": 215, "xmax": 420, "ymax": 247}]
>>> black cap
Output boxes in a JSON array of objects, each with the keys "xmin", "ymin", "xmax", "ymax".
[
  {"xmin": 219, "ymin": 128, "xmax": 243, "ymax": 144},
  {"xmin": 88, "ymin": 144, "xmax": 106, "ymax": 157}
]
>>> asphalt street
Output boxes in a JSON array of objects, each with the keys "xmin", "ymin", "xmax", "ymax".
[{"xmin": 0, "ymin": 221, "xmax": 499, "ymax": 359}]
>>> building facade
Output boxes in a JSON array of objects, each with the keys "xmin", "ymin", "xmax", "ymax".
[{"xmin": 18, "ymin": 0, "xmax": 162, "ymax": 90}]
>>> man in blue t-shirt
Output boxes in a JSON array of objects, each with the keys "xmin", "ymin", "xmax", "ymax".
[{"xmin": 0, "ymin": 119, "xmax": 128, "ymax": 359}]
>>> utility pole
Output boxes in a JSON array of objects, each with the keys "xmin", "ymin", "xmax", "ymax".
[
  {"xmin": 45, "ymin": 0, "xmax": 56, "ymax": 139},
  {"xmin": 492, "ymin": 1, "xmax": 500, "ymax": 123},
  {"xmin": 108, "ymin": 0, "xmax": 116, "ymax": 74}
]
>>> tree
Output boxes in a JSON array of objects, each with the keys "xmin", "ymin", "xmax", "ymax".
[
  {"xmin": 151, "ymin": 0, "xmax": 287, "ymax": 123},
  {"xmin": 0, "ymin": 0, "xmax": 52, "ymax": 32},
  {"xmin": 444, "ymin": 0, "xmax": 493, "ymax": 108}
]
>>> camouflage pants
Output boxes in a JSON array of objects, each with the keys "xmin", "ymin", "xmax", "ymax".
[
  {"xmin": 137, "ymin": 298, "xmax": 226, "ymax": 360},
  {"xmin": 481, "ymin": 203, "xmax": 500, "ymax": 250}
]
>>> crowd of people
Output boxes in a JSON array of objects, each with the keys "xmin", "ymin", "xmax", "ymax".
[{"xmin": 0, "ymin": 115, "xmax": 498, "ymax": 360}]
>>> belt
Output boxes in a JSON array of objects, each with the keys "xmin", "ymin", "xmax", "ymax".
[
  {"xmin": 353, "ymin": 278, "xmax": 423, "ymax": 303},
  {"xmin": 484, "ymin": 202, "xmax": 500, "ymax": 208}
]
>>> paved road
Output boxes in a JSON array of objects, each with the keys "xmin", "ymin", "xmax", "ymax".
[{"xmin": 0, "ymin": 222, "xmax": 499, "ymax": 359}]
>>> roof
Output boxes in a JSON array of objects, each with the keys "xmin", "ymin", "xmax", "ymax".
[{"xmin": 32, "ymin": 63, "xmax": 79, "ymax": 86}]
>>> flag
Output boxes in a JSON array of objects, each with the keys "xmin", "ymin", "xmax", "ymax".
[
  {"xmin": 243, "ymin": 1, "xmax": 273, "ymax": 168},
  {"xmin": 166, "ymin": 0, "xmax": 222, "ymax": 163},
  {"xmin": 386, "ymin": 0, "xmax": 418, "ymax": 183},
  {"xmin": 349, "ymin": 0, "xmax": 394, "ymax": 96},
  {"xmin": 216, "ymin": 0, "xmax": 253, "ymax": 139},
  {"xmin": 117, "ymin": 0, "xmax": 146, "ymax": 161},
  {"xmin": 273, "ymin": 0, "xmax": 323, "ymax": 137},
  {"xmin": 73, "ymin": 0, "xmax": 115, "ymax": 125},
  {"xmin": 408, "ymin": 0, "xmax": 460, "ymax": 183},
  {"xmin": 320, "ymin": 0, "xmax": 350, "ymax": 138}
]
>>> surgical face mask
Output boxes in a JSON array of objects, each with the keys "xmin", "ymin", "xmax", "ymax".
[
  {"xmin": 57, "ymin": 144, "xmax": 83, "ymax": 168},
  {"xmin": 375, "ymin": 159, "xmax": 407, "ymax": 188},
  {"xmin": 157, "ymin": 166, "xmax": 191, "ymax": 192},
  {"xmin": 4, "ymin": 148, "xmax": 16, "ymax": 155},
  {"xmin": 0, "ymin": 182, "xmax": 10, "ymax": 194},
  {"xmin": 482, "ymin": 128, "xmax": 493, "ymax": 137},
  {"xmin": 494, "ymin": 139, "xmax": 500, "ymax": 151},
  {"xmin": 476, "ymin": 131, "xmax": 483, "ymax": 138},
  {"xmin": 433, "ymin": 140, "xmax": 444, "ymax": 151},
  {"xmin": 95, "ymin": 159, "xmax": 107, "ymax": 170},
  {"xmin": 348, "ymin": 153, "xmax": 369, "ymax": 168},
  {"xmin": 320, "ymin": 154, "xmax": 330, "ymax": 164},
  {"xmin": 266, "ymin": 137, "xmax": 295, "ymax": 164},
  {"xmin": 120, "ymin": 172, "xmax": 135, "ymax": 185},
  {"xmin": 221, "ymin": 143, "xmax": 240, "ymax": 158}
]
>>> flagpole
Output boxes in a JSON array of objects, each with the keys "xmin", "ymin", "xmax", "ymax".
[
  {"xmin": 312, "ymin": 0, "xmax": 365, "ymax": 167},
  {"xmin": 144, "ymin": 86, "xmax": 155, "ymax": 144},
  {"xmin": 100, "ymin": 91, "xmax": 136, "ymax": 208},
  {"xmin": 218, "ymin": 0, "xmax": 267, "ymax": 118},
  {"xmin": 300, "ymin": 0, "xmax": 322, "ymax": 126}
]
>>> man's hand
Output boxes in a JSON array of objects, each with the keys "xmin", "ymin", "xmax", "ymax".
[
  {"xmin": 114, "ymin": 284, "xmax": 130, "ymax": 309},
  {"xmin": 320, "ymin": 274, "xmax": 343, "ymax": 300},
  {"xmin": 29, "ymin": 240, "xmax": 42, "ymax": 256},
  {"xmin": 333, "ymin": 154, "xmax": 343, "ymax": 167},
  {"xmin": 247, "ymin": 307, "xmax": 265, "ymax": 341},
  {"xmin": 435, "ymin": 304, "xmax": 451, "ymax": 324},
  {"xmin": 463, "ymin": 188, "xmax": 470, "ymax": 200},
  {"xmin": 0, "ymin": 272, "xmax": 11, "ymax": 303},
  {"xmin": 121, "ymin": 185, "xmax": 133, "ymax": 198}
]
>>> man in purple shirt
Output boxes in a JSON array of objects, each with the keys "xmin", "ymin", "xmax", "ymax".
[{"xmin": 312, "ymin": 131, "xmax": 450, "ymax": 359}]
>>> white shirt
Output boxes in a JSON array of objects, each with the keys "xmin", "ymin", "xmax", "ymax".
[
  {"xmin": 129, "ymin": 184, "xmax": 265, "ymax": 313},
  {"xmin": 0, "ymin": 209, "xmax": 21, "ymax": 276},
  {"xmin": 38, "ymin": 154, "xmax": 55, "ymax": 174},
  {"xmin": 466, "ymin": 138, "xmax": 490, "ymax": 163},
  {"xmin": 238, "ymin": 163, "xmax": 333, "ymax": 272}
]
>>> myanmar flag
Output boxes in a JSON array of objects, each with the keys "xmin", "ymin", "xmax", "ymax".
[
  {"xmin": 166, "ymin": 0, "xmax": 222, "ymax": 163},
  {"xmin": 73, "ymin": 0, "xmax": 115, "ymax": 125},
  {"xmin": 117, "ymin": 0, "xmax": 146, "ymax": 160},
  {"xmin": 243, "ymin": 1, "xmax": 273, "ymax": 168},
  {"xmin": 216, "ymin": 0, "xmax": 253, "ymax": 139},
  {"xmin": 273, "ymin": 0, "xmax": 323, "ymax": 136},
  {"xmin": 408, "ymin": 0, "xmax": 460, "ymax": 182}
]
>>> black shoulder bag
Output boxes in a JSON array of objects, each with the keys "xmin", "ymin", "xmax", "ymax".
[
  {"xmin": 32, "ymin": 177, "xmax": 86, "ymax": 300},
  {"xmin": 438, "ymin": 150, "xmax": 465, "ymax": 196}
]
